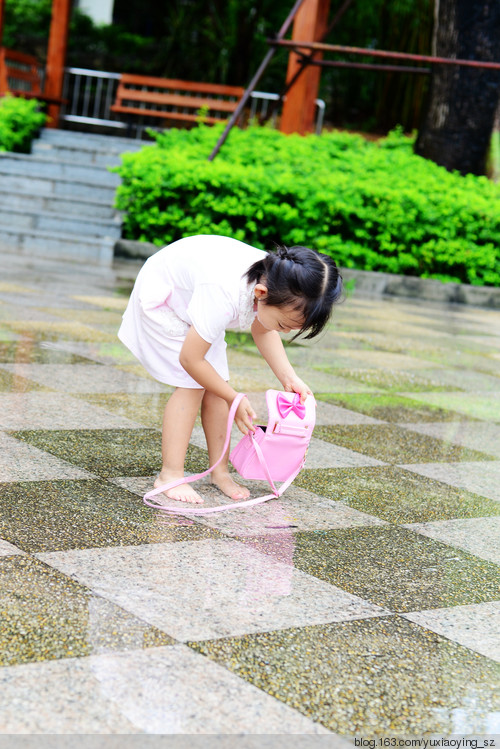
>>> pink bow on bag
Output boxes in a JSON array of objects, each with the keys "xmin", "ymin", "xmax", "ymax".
[{"xmin": 276, "ymin": 392, "xmax": 306, "ymax": 420}]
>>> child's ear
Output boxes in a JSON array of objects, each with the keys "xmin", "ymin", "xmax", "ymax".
[{"xmin": 254, "ymin": 283, "xmax": 268, "ymax": 300}]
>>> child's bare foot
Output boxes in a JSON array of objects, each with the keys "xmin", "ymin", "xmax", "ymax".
[
  {"xmin": 211, "ymin": 471, "xmax": 250, "ymax": 500},
  {"xmin": 154, "ymin": 472, "xmax": 203, "ymax": 504}
]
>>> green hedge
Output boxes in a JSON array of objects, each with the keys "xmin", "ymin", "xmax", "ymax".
[
  {"xmin": 0, "ymin": 95, "xmax": 47, "ymax": 153},
  {"xmin": 114, "ymin": 125, "xmax": 500, "ymax": 287}
]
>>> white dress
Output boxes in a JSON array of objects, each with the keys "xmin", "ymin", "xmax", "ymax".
[{"xmin": 118, "ymin": 235, "xmax": 266, "ymax": 388}]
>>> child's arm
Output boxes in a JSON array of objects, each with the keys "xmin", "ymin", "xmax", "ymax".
[
  {"xmin": 180, "ymin": 326, "xmax": 257, "ymax": 434},
  {"xmin": 251, "ymin": 318, "xmax": 312, "ymax": 403}
]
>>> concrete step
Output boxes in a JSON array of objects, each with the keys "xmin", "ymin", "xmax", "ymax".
[
  {"xmin": 0, "ymin": 152, "xmax": 120, "ymax": 186},
  {"xmin": 0, "ymin": 206, "xmax": 122, "ymax": 240},
  {"xmin": 0, "ymin": 129, "xmax": 139, "ymax": 266},
  {"xmin": 0, "ymin": 170, "xmax": 117, "ymax": 202},
  {"xmin": 32, "ymin": 141, "xmax": 125, "ymax": 167},
  {"xmin": 39, "ymin": 128, "xmax": 145, "ymax": 152},
  {"xmin": 0, "ymin": 189, "xmax": 118, "ymax": 219},
  {"xmin": 0, "ymin": 224, "xmax": 114, "ymax": 265}
]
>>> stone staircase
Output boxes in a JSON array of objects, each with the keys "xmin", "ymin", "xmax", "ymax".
[{"xmin": 0, "ymin": 129, "xmax": 143, "ymax": 266}]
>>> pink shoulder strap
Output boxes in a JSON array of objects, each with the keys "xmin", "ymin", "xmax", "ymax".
[{"xmin": 143, "ymin": 393, "xmax": 304, "ymax": 515}]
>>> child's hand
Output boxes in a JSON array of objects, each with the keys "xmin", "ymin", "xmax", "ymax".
[
  {"xmin": 235, "ymin": 396, "xmax": 257, "ymax": 435},
  {"xmin": 284, "ymin": 376, "xmax": 313, "ymax": 405}
]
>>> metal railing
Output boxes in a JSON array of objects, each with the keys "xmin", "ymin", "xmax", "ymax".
[
  {"xmin": 61, "ymin": 68, "xmax": 124, "ymax": 129},
  {"xmin": 60, "ymin": 67, "xmax": 325, "ymax": 136}
]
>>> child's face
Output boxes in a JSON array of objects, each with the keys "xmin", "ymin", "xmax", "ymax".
[
  {"xmin": 254, "ymin": 283, "xmax": 304, "ymax": 333},
  {"xmin": 255, "ymin": 289, "xmax": 304, "ymax": 333}
]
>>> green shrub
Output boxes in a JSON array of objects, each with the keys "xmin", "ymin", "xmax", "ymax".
[
  {"xmin": 114, "ymin": 125, "xmax": 500, "ymax": 287},
  {"xmin": 0, "ymin": 95, "xmax": 47, "ymax": 153}
]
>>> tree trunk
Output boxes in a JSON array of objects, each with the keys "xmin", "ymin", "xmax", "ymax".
[{"xmin": 415, "ymin": 0, "xmax": 500, "ymax": 175}]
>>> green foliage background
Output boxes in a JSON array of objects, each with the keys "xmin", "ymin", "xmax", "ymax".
[
  {"xmin": 0, "ymin": 95, "xmax": 47, "ymax": 153},
  {"xmin": 114, "ymin": 125, "xmax": 500, "ymax": 287}
]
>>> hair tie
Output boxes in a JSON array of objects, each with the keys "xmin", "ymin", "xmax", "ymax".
[{"xmin": 277, "ymin": 246, "xmax": 303, "ymax": 265}]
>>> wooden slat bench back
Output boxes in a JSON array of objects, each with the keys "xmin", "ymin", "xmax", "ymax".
[{"xmin": 110, "ymin": 73, "xmax": 245, "ymax": 126}]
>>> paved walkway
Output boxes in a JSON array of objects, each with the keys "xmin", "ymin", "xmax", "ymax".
[{"xmin": 0, "ymin": 251, "xmax": 499, "ymax": 736}]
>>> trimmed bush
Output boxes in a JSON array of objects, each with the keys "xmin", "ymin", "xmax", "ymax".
[
  {"xmin": 114, "ymin": 125, "xmax": 500, "ymax": 287},
  {"xmin": 0, "ymin": 94, "xmax": 47, "ymax": 153}
]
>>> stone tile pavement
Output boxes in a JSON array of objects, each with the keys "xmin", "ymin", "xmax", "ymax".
[{"xmin": 0, "ymin": 251, "xmax": 499, "ymax": 737}]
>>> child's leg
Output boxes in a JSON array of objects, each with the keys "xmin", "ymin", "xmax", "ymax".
[
  {"xmin": 201, "ymin": 391, "xmax": 250, "ymax": 500},
  {"xmin": 154, "ymin": 387, "xmax": 205, "ymax": 503}
]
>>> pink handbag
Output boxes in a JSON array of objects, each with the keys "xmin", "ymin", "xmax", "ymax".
[{"xmin": 143, "ymin": 390, "xmax": 316, "ymax": 515}]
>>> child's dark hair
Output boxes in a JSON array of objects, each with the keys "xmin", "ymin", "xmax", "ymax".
[{"xmin": 246, "ymin": 245, "xmax": 343, "ymax": 339}]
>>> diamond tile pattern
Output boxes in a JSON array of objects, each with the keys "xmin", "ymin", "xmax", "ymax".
[{"xmin": 1, "ymin": 251, "xmax": 499, "ymax": 736}]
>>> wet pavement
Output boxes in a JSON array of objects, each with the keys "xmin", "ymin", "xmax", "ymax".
[{"xmin": 0, "ymin": 250, "xmax": 499, "ymax": 736}]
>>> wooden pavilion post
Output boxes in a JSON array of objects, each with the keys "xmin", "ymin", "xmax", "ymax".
[
  {"xmin": 280, "ymin": 0, "xmax": 330, "ymax": 134},
  {"xmin": 44, "ymin": 0, "xmax": 71, "ymax": 128}
]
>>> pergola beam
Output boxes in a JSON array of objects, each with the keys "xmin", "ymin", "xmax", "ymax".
[
  {"xmin": 308, "ymin": 59, "xmax": 430, "ymax": 73},
  {"xmin": 270, "ymin": 39, "xmax": 500, "ymax": 70}
]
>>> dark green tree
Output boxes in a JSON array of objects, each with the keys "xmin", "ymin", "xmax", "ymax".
[
  {"xmin": 321, "ymin": 0, "xmax": 433, "ymax": 131},
  {"xmin": 2, "ymin": 0, "xmax": 52, "ymax": 59},
  {"xmin": 111, "ymin": 0, "xmax": 292, "ymax": 88}
]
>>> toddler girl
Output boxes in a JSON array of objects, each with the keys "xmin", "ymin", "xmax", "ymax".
[{"xmin": 118, "ymin": 234, "xmax": 343, "ymax": 504}]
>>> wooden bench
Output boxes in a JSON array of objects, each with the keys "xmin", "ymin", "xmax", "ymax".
[
  {"xmin": 0, "ymin": 48, "xmax": 65, "ymax": 105},
  {"xmin": 110, "ymin": 74, "xmax": 245, "ymax": 129}
]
